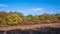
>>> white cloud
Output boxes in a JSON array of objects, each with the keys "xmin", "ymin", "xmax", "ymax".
[
  {"xmin": 0, "ymin": 4, "xmax": 8, "ymax": 7},
  {"xmin": 27, "ymin": 8, "xmax": 44, "ymax": 11},
  {"xmin": 20, "ymin": 8, "xmax": 46, "ymax": 13},
  {"xmin": 20, "ymin": 8, "xmax": 45, "ymax": 12},
  {"xmin": 19, "ymin": 8, "xmax": 46, "ymax": 15}
]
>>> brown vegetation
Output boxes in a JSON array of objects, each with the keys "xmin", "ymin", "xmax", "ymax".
[{"xmin": 0, "ymin": 11, "xmax": 60, "ymax": 26}]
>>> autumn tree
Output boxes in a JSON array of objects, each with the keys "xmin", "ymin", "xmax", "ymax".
[
  {"xmin": 0, "ymin": 11, "xmax": 7, "ymax": 26},
  {"xmin": 6, "ymin": 12, "xmax": 21, "ymax": 25}
]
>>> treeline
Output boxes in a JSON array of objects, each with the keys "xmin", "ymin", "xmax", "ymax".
[{"xmin": 0, "ymin": 11, "xmax": 60, "ymax": 26}]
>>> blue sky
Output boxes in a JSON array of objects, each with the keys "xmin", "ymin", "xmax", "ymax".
[{"xmin": 0, "ymin": 0, "xmax": 60, "ymax": 15}]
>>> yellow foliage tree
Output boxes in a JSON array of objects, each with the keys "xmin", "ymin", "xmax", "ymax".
[{"xmin": 6, "ymin": 12, "xmax": 21, "ymax": 25}]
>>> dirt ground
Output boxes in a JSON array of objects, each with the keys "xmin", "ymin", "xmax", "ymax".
[{"xmin": 0, "ymin": 23, "xmax": 60, "ymax": 31}]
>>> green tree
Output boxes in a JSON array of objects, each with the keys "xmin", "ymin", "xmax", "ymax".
[{"xmin": 14, "ymin": 11, "xmax": 24, "ymax": 17}]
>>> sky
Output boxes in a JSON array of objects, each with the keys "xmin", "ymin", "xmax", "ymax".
[{"xmin": 0, "ymin": 0, "xmax": 60, "ymax": 15}]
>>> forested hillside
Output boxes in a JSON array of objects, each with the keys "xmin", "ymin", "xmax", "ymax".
[{"xmin": 0, "ymin": 11, "xmax": 60, "ymax": 26}]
